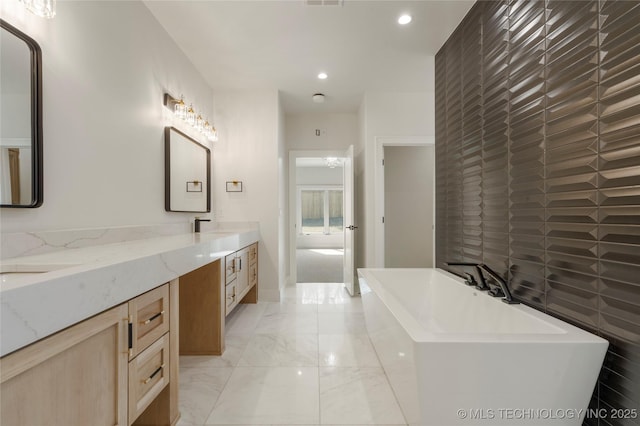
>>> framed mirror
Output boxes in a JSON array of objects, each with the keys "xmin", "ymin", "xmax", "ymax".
[
  {"xmin": 0, "ymin": 20, "xmax": 43, "ymax": 208},
  {"xmin": 165, "ymin": 127, "xmax": 211, "ymax": 213}
]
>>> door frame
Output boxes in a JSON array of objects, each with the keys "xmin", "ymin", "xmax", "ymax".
[
  {"xmin": 289, "ymin": 150, "xmax": 347, "ymax": 286},
  {"xmin": 374, "ymin": 136, "xmax": 435, "ymax": 267}
]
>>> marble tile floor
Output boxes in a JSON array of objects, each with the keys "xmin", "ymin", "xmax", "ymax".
[{"xmin": 177, "ymin": 283, "xmax": 407, "ymax": 426}]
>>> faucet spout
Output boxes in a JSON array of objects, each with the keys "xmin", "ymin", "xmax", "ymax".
[
  {"xmin": 194, "ymin": 218, "xmax": 211, "ymax": 233},
  {"xmin": 479, "ymin": 264, "xmax": 519, "ymax": 304},
  {"xmin": 445, "ymin": 262, "xmax": 490, "ymax": 291}
]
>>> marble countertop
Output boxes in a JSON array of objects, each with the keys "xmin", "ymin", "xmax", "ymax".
[{"xmin": 0, "ymin": 227, "xmax": 259, "ymax": 357}]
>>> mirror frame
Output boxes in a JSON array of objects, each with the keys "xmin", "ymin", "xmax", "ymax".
[
  {"xmin": 0, "ymin": 19, "xmax": 43, "ymax": 208},
  {"xmin": 164, "ymin": 126, "xmax": 211, "ymax": 213}
]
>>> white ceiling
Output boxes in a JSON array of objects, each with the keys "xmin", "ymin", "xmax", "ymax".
[{"xmin": 144, "ymin": 0, "xmax": 474, "ymax": 114}]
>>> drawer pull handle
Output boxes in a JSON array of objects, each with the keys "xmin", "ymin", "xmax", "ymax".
[
  {"xmin": 142, "ymin": 310, "xmax": 165, "ymax": 325},
  {"xmin": 143, "ymin": 364, "xmax": 165, "ymax": 384}
]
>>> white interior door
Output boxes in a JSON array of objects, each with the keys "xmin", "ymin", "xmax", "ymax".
[{"xmin": 343, "ymin": 145, "xmax": 357, "ymax": 295}]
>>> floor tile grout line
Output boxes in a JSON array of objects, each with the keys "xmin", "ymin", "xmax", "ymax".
[{"xmin": 205, "ymin": 303, "xmax": 267, "ymax": 425}]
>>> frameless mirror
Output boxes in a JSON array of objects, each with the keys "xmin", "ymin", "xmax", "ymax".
[
  {"xmin": 165, "ymin": 127, "xmax": 210, "ymax": 213},
  {"xmin": 0, "ymin": 19, "xmax": 43, "ymax": 208}
]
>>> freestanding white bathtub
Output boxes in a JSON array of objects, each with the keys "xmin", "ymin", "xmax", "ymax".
[{"xmin": 358, "ymin": 268, "xmax": 608, "ymax": 426}]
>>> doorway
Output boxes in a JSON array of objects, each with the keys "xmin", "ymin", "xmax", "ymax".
[
  {"xmin": 289, "ymin": 148, "xmax": 356, "ymax": 293},
  {"xmin": 375, "ymin": 138, "xmax": 434, "ymax": 267},
  {"xmin": 296, "ymin": 164, "xmax": 344, "ymax": 283}
]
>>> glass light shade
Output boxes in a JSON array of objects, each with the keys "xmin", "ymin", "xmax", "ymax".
[
  {"xmin": 186, "ymin": 104, "xmax": 196, "ymax": 126},
  {"xmin": 20, "ymin": 0, "xmax": 56, "ymax": 18},
  {"xmin": 195, "ymin": 114, "xmax": 204, "ymax": 131},
  {"xmin": 208, "ymin": 126, "xmax": 218, "ymax": 142},
  {"xmin": 174, "ymin": 96, "xmax": 187, "ymax": 119}
]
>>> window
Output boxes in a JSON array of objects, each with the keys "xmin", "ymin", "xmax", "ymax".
[{"xmin": 298, "ymin": 186, "xmax": 343, "ymax": 235}]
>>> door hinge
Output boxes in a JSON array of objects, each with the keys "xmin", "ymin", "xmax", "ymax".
[
  {"xmin": 382, "ymin": 159, "xmax": 384, "ymax": 166},
  {"xmin": 382, "ymin": 216, "xmax": 385, "ymax": 223}
]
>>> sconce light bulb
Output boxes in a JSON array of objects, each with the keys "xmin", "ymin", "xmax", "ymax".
[
  {"xmin": 174, "ymin": 95, "xmax": 187, "ymax": 119},
  {"xmin": 186, "ymin": 104, "xmax": 196, "ymax": 126},
  {"xmin": 208, "ymin": 126, "xmax": 219, "ymax": 142},
  {"xmin": 195, "ymin": 113, "xmax": 204, "ymax": 131}
]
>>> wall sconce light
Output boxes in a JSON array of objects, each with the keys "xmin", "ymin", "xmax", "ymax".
[
  {"xmin": 174, "ymin": 95, "xmax": 187, "ymax": 119},
  {"xmin": 164, "ymin": 93, "xmax": 218, "ymax": 142},
  {"xmin": 19, "ymin": 0, "xmax": 56, "ymax": 18},
  {"xmin": 203, "ymin": 120, "xmax": 218, "ymax": 142}
]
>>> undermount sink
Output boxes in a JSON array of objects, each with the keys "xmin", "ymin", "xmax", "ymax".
[{"xmin": 0, "ymin": 263, "xmax": 81, "ymax": 279}]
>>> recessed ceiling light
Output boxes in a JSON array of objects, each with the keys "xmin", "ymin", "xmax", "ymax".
[
  {"xmin": 398, "ymin": 14, "xmax": 412, "ymax": 25},
  {"xmin": 318, "ymin": 72, "xmax": 328, "ymax": 80}
]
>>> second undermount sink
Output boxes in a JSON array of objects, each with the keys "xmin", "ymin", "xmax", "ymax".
[{"xmin": 0, "ymin": 263, "xmax": 81, "ymax": 280}]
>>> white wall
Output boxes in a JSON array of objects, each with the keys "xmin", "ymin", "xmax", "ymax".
[
  {"xmin": 286, "ymin": 113, "xmax": 357, "ymax": 151},
  {"xmin": 212, "ymin": 89, "xmax": 281, "ymax": 301},
  {"xmin": 296, "ymin": 166, "xmax": 343, "ymax": 185},
  {"xmin": 359, "ymin": 90, "xmax": 435, "ymax": 268},
  {"xmin": 0, "ymin": 1, "xmax": 213, "ymax": 232}
]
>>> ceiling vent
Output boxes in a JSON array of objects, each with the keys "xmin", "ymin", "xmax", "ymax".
[{"xmin": 306, "ymin": 0, "xmax": 343, "ymax": 6}]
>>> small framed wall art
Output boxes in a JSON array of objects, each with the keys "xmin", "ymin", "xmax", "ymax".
[{"xmin": 226, "ymin": 181, "xmax": 243, "ymax": 192}]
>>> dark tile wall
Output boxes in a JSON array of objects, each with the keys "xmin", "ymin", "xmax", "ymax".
[{"xmin": 435, "ymin": 1, "xmax": 640, "ymax": 425}]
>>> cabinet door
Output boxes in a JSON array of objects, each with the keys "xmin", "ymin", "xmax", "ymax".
[
  {"xmin": 225, "ymin": 252, "xmax": 237, "ymax": 283},
  {"xmin": 248, "ymin": 243, "xmax": 258, "ymax": 265},
  {"xmin": 235, "ymin": 248, "xmax": 250, "ymax": 299},
  {"xmin": 1, "ymin": 304, "xmax": 129, "ymax": 426},
  {"xmin": 225, "ymin": 280, "xmax": 237, "ymax": 315},
  {"xmin": 129, "ymin": 284, "xmax": 170, "ymax": 360}
]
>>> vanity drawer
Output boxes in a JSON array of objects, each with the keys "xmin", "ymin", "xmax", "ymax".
[
  {"xmin": 225, "ymin": 282, "xmax": 237, "ymax": 315},
  {"xmin": 128, "ymin": 333, "xmax": 170, "ymax": 425},
  {"xmin": 129, "ymin": 284, "xmax": 169, "ymax": 359},
  {"xmin": 225, "ymin": 253, "xmax": 237, "ymax": 283},
  {"xmin": 248, "ymin": 243, "xmax": 258, "ymax": 265}
]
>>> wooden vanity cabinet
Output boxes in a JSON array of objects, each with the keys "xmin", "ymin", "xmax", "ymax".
[
  {"xmin": 0, "ymin": 280, "xmax": 180, "ymax": 426},
  {"xmin": 243, "ymin": 242, "xmax": 258, "ymax": 303},
  {"xmin": 0, "ymin": 304, "xmax": 129, "ymax": 426},
  {"xmin": 179, "ymin": 259, "xmax": 224, "ymax": 355},
  {"xmin": 225, "ymin": 242, "xmax": 258, "ymax": 315},
  {"xmin": 178, "ymin": 242, "xmax": 258, "ymax": 357}
]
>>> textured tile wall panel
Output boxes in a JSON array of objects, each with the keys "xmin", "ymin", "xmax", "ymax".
[
  {"xmin": 461, "ymin": 7, "xmax": 484, "ymax": 265},
  {"xmin": 547, "ymin": 266, "xmax": 599, "ymax": 292},
  {"xmin": 435, "ymin": 47, "xmax": 448, "ymax": 269},
  {"xmin": 481, "ymin": 0, "xmax": 509, "ymax": 278},
  {"xmin": 599, "ymin": 145, "xmax": 640, "ymax": 188},
  {"xmin": 434, "ymin": 1, "xmax": 640, "ymax": 421},
  {"xmin": 444, "ymin": 30, "xmax": 464, "ymax": 265},
  {"xmin": 546, "ymin": 282, "xmax": 599, "ymax": 329}
]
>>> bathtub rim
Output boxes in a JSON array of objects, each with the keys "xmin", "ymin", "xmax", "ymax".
[{"xmin": 358, "ymin": 267, "xmax": 609, "ymax": 346}]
